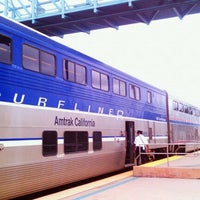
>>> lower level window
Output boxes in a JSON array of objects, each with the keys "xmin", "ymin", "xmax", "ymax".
[
  {"xmin": 64, "ymin": 131, "xmax": 88, "ymax": 153},
  {"xmin": 93, "ymin": 131, "xmax": 102, "ymax": 151},
  {"xmin": 42, "ymin": 131, "xmax": 57, "ymax": 156}
]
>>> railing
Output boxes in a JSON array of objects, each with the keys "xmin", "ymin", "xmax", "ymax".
[
  {"xmin": 0, "ymin": 0, "xmax": 135, "ymax": 22},
  {"xmin": 135, "ymin": 142, "xmax": 200, "ymax": 167}
]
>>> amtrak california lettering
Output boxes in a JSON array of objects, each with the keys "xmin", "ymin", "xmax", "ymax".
[{"xmin": 54, "ymin": 116, "xmax": 95, "ymax": 127}]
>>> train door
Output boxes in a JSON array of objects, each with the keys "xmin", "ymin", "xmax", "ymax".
[{"xmin": 125, "ymin": 121, "xmax": 135, "ymax": 166}]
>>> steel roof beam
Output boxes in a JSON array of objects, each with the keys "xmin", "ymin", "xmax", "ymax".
[
  {"xmin": 173, "ymin": 1, "xmax": 200, "ymax": 19},
  {"xmin": 73, "ymin": 24, "xmax": 91, "ymax": 34},
  {"xmin": 103, "ymin": 18, "xmax": 119, "ymax": 30}
]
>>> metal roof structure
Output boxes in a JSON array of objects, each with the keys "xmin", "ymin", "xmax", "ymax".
[{"xmin": 1, "ymin": 0, "xmax": 200, "ymax": 36}]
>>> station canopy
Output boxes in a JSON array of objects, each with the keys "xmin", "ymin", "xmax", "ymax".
[{"xmin": 1, "ymin": 0, "xmax": 200, "ymax": 36}]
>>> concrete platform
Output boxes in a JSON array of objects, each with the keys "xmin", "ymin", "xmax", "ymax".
[
  {"xmin": 70, "ymin": 177, "xmax": 200, "ymax": 200},
  {"xmin": 134, "ymin": 152, "xmax": 200, "ymax": 179},
  {"xmin": 37, "ymin": 153, "xmax": 200, "ymax": 200},
  {"xmin": 37, "ymin": 171, "xmax": 200, "ymax": 200}
]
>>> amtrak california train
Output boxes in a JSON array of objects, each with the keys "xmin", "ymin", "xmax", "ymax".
[{"xmin": 0, "ymin": 16, "xmax": 200, "ymax": 199}]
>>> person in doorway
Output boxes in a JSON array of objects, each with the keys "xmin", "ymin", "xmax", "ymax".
[{"xmin": 134, "ymin": 130, "xmax": 149, "ymax": 165}]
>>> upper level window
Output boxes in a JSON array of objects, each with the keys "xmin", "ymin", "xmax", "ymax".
[
  {"xmin": 129, "ymin": 84, "xmax": 141, "ymax": 100},
  {"xmin": 173, "ymin": 101, "xmax": 200, "ymax": 116},
  {"xmin": 184, "ymin": 105, "xmax": 189, "ymax": 114},
  {"xmin": 147, "ymin": 91, "xmax": 152, "ymax": 104},
  {"xmin": 179, "ymin": 103, "xmax": 184, "ymax": 112},
  {"xmin": 195, "ymin": 109, "xmax": 200, "ymax": 117},
  {"xmin": 23, "ymin": 44, "xmax": 39, "ymax": 72},
  {"xmin": 40, "ymin": 51, "xmax": 56, "ymax": 76},
  {"xmin": 173, "ymin": 101, "xmax": 178, "ymax": 111},
  {"xmin": 0, "ymin": 34, "xmax": 12, "ymax": 64},
  {"xmin": 113, "ymin": 78, "xmax": 126, "ymax": 96},
  {"xmin": 92, "ymin": 70, "xmax": 109, "ymax": 91},
  {"xmin": 63, "ymin": 60, "xmax": 86, "ymax": 85},
  {"xmin": 23, "ymin": 44, "xmax": 56, "ymax": 76}
]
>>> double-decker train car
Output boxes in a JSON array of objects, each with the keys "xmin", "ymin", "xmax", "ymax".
[
  {"xmin": 168, "ymin": 96, "xmax": 200, "ymax": 152},
  {"xmin": 0, "ymin": 16, "xmax": 199, "ymax": 199}
]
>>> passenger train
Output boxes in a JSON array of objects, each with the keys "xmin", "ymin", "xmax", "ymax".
[{"xmin": 0, "ymin": 16, "xmax": 200, "ymax": 199}]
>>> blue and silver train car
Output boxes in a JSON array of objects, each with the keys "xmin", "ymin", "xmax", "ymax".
[
  {"xmin": 168, "ymin": 96, "xmax": 200, "ymax": 152},
  {"xmin": 0, "ymin": 16, "xmax": 199, "ymax": 199}
]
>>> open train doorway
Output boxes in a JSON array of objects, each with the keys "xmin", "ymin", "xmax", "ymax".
[{"xmin": 125, "ymin": 121, "xmax": 135, "ymax": 166}]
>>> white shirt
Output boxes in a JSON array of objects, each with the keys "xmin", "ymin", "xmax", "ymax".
[{"xmin": 134, "ymin": 134, "xmax": 148, "ymax": 150}]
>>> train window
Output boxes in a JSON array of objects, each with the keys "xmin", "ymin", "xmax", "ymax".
[
  {"xmin": 120, "ymin": 80, "xmax": 126, "ymax": 96},
  {"xmin": 188, "ymin": 107, "xmax": 195, "ymax": 115},
  {"xmin": 63, "ymin": 60, "xmax": 86, "ymax": 85},
  {"xmin": 0, "ymin": 34, "xmax": 12, "ymax": 64},
  {"xmin": 64, "ymin": 131, "xmax": 88, "ymax": 153},
  {"xmin": 113, "ymin": 78, "xmax": 126, "ymax": 96},
  {"xmin": 173, "ymin": 101, "xmax": 178, "ymax": 111},
  {"xmin": 195, "ymin": 109, "xmax": 200, "ymax": 117},
  {"xmin": 23, "ymin": 44, "xmax": 56, "ymax": 76},
  {"xmin": 184, "ymin": 105, "xmax": 189, "ymax": 114},
  {"xmin": 147, "ymin": 91, "xmax": 152, "ymax": 104},
  {"xmin": 93, "ymin": 131, "xmax": 102, "ymax": 151},
  {"xmin": 64, "ymin": 131, "xmax": 76, "ymax": 153},
  {"xmin": 101, "ymin": 73, "xmax": 109, "ymax": 91},
  {"xmin": 179, "ymin": 103, "xmax": 184, "ymax": 112},
  {"xmin": 23, "ymin": 44, "xmax": 39, "ymax": 72},
  {"xmin": 92, "ymin": 70, "xmax": 109, "ymax": 91},
  {"xmin": 135, "ymin": 87, "xmax": 140, "ymax": 100},
  {"xmin": 66, "ymin": 61, "xmax": 75, "ymax": 82},
  {"xmin": 129, "ymin": 84, "xmax": 141, "ymax": 100},
  {"xmin": 40, "ymin": 51, "xmax": 56, "ymax": 76},
  {"xmin": 92, "ymin": 70, "xmax": 100, "ymax": 89},
  {"xmin": 76, "ymin": 63, "xmax": 86, "ymax": 84},
  {"xmin": 42, "ymin": 131, "xmax": 58, "ymax": 156},
  {"xmin": 191, "ymin": 107, "xmax": 195, "ymax": 115},
  {"xmin": 77, "ymin": 131, "xmax": 88, "ymax": 151}
]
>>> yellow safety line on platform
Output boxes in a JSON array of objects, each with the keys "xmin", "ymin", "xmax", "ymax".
[
  {"xmin": 36, "ymin": 171, "xmax": 133, "ymax": 200},
  {"xmin": 141, "ymin": 156, "xmax": 182, "ymax": 167}
]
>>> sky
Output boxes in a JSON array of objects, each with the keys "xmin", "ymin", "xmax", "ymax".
[{"xmin": 54, "ymin": 13, "xmax": 200, "ymax": 108}]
